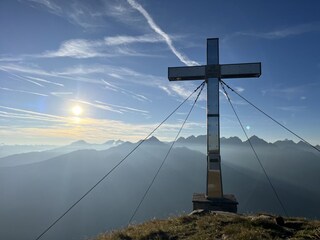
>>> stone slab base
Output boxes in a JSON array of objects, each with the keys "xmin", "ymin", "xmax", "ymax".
[{"xmin": 192, "ymin": 193, "xmax": 238, "ymax": 213}]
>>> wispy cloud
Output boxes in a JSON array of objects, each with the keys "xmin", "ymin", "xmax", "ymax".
[
  {"xmin": 27, "ymin": 0, "xmax": 61, "ymax": 14},
  {"xmin": 237, "ymin": 22, "xmax": 320, "ymax": 39},
  {"xmin": 102, "ymin": 80, "xmax": 151, "ymax": 102},
  {"xmin": 43, "ymin": 39, "xmax": 107, "ymax": 58},
  {"xmin": 25, "ymin": 0, "xmax": 105, "ymax": 28},
  {"xmin": 25, "ymin": 0, "xmax": 150, "ymax": 30},
  {"xmin": 50, "ymin": 91, "xmax": 73, "ymax": 96},
  {"xmin": 71, "ymin": 98, "xmax": 149, "ymax": 115},
  {"xmin": 41, "ymin": 34, "xmax": 163, "ymax": 59},
  {"xmin": 127, "ymin": 0, "xmax": 199, "ymax": 66},
  {"xmin": 158, "ymin": 85, "xmax": 172, "ymax": 96},
  {"xmin": 125, "ymin": 0, "xmax": 204, "ymax": 102},
  {"xmin": 300, "ymin": 96, "xmax": 307, "ymax": 100},
  {"xmin": 0, "ymin": 105, "xmax": 203, "ymax": 144},
  {"xmin": 1, "ymin": 62, "xmax": 201, "ymax": 103},
  {"xmin": 1, "ymin": 66, "xmax": 64, "ymax": 88},
  {"xmin": 25, "ymin": 76, "xmax": 64, "ymax": 87},
  {"xmin": 0, "ymin": 64, "xmax": 50, "ymax": 76},
  {"xmin": 160, "ymin": 82, "xmax": 206, "ymax": 101},
  {"xmin": 277, "ymin": 106, "xmax": 306, "ymax": 112},
  {"xmin": 0, "ymin": 56, "xmax": 24, "ymax": 62},
  {"xmin": 234, "ymin": 86, "xmax": 245, "ymax": 93},
  {"xmin": 170, "ymin": 84, "xmax": 193, "ymax": 99},
  {"xmin": 262, "ymin": 85, "xmax": 304, "ymax": 100},
  {"xmin": 0, "ymin": 87, "xmax": 48, "ymax": 97},
  {"xmin": 0, "ymin": 63, "xmax": 149, "ymax": 86},
  {"xmin": 0, "ymin": 106, "xmax": 65, "ymax": 123},
  {"xmin": 72, "ymin": 100, "xmax": 123, "ymax": 114},
  {"xmin": 104, "ymin": 34, "xmax": 163, "ymax": 45},
  {"xmin": 95, "ymin": 100, "xmax": 149, "ymax": 114},
  {"xmin": 219, "ymin": 89, "xmax": 247, "ymax": 105},
  {"xmin": 4, "ymin": 71, "xmax": 45, "ymax": 87}
]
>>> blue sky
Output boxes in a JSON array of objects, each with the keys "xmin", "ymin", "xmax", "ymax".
[{"xmin": 0, "ymin": 0, "xmax": 319, "ymax": 145}]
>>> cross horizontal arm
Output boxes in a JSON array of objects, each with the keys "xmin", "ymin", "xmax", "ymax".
[
  {"xmin": 168, "ymin": 62, "xmax": 261, "ymax": 81},
  {"xmin": 220, "ymin": 63, "xmax": 261, "ymax": 79},
  {"xmin": 168, "ymin": 66, "xmax": 206, "ymax": 81}
]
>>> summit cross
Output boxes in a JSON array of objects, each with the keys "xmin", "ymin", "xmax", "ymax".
[{"xmin": 168, "ymin": 38, "xmax": 261, "ymax": 212}]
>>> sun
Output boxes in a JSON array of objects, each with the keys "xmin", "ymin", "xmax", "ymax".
[{"xmin": 71, "ymin": 105, "xmax": 83, "ymax": 116}]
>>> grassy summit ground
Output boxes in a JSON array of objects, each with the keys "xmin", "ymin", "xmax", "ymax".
[{"xmin": 93, "ymin": 211, "xmax": 320, "ymax": 240}]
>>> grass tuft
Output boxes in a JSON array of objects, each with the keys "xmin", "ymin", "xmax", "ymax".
[{"xmin": 93, "ymin": 212, "xmax": 320, "ymax": 240}]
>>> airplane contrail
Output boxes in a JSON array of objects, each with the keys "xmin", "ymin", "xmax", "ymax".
[{"xmin": 127, "ymin": 0, "xmax": 199, "ymax": 66}]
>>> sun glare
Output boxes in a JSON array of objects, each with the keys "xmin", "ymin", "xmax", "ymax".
[{"xmin": 72, "ymin": 105, "xmax": 83, "ymax": 116}]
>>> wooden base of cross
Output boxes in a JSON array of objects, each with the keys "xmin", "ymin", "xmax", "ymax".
[{"xmin": 168, "ymin": 38, "xmax": 261, "ymax": 213}]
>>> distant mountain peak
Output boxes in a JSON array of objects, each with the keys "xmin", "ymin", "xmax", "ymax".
[
  {"xmin": 246, "ymin": 135, "xmax": 268, "ymax": 145},
  {"xmin": 297, "ymin": 141, "xmax": 308, "ymax": 147},
  {"xmin": 70, "ymin": 140, "xmax": 89, "ymax": 146},
  {"xmin": 186, "ymin": 135, "xmax": 196, "ymax": 140},
  {"xmin": 103, "ymin": 140, "xmax": 124, "ymax": 145},
  {"xmin": 274, "ymin": 139, "xmax": 297, "ymax": 148},
  {"xmin": 104, "ymin": 140, "xmax": 114, "ymax": 145},
  {"xmin": 146, "ymin": 136, "xmax": 160, "ymax": 143},
  {"xmin": 115, "ymin": 140, "xmax": 124, "ymax": 145},
  {"xmin": 223, "ymin": 136, "xmax": 243, "ymax": 144},
  {"xmin": 176, "ymin": 135, "xmax": 206, "ymax": 144},
  {"xmin": 220, "ymin": 137, "xmax": 242, "ymax": 145}
]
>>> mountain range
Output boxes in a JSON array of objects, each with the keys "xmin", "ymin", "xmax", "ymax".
[{"xmin": 0, "ymin": 135, "xmax": 319, "ymax": 240}]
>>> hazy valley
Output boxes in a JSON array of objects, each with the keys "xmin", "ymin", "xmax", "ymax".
[{"xmin": 1, "ymin": 135, "xmax": 319, "ymax": 240}]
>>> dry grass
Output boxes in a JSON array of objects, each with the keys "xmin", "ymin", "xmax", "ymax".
[{"xmin": 93, "ymin": 212, "xmax": 320, "ymax": 240}]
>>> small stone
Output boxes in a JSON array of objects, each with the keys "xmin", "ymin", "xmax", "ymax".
[
  {"xmin": 276, "ymin": 216, "xmax": 285, "ymax": 226},
  {"xmin": 189, "ymin": 209, "xmax": 208, "ymax": 216}
]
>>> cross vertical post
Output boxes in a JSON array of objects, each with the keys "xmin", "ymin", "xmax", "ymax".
[
  {"xmin": 168, "ymin": 38, "xmax": 261, "ymax": 213},
  {"xmin": 206, "ymin": 38, "xmax": 223, "ymax": 199}
]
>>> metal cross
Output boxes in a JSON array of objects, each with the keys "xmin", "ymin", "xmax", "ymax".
[{"xmin": 168, "ymin": 38, "xmax": 261, "ymax": 200}]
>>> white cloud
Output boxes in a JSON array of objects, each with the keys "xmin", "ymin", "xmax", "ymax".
[
  {"xmin": 234, "ymin": 86, "xmax": 245, "ymax": 93},
  {"xmin": 170, "ymin": 84, "xmax": 193, "ymax": 99},
  {"xmin": 219, "ymin": 89, "xmax": 228, "ymax": 99},
  {"xmin": 43, "ymin": 39, "xmax": 107, "ymax": 58},
  {"xmin": 158, "ymin": 85, "xmax": 172, "ymax": 96},
  {"xmin": 163, "ymin": 82, "xmax": 206, "ymax": 102},
  {"xmin": 127, "ymin": 0, "xmax": 199, "ymax": 66}
]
